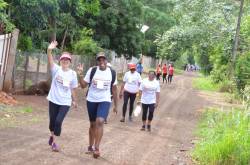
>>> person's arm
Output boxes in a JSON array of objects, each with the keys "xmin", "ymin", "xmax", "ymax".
[
  {"xmin": 71, "ymin": 88, "xmax": 78, "ymax": 108},
  {"xmin": 137, "ymin": 90, "xmax": 142, "ymax": 104},
  {"xmin": 119, "ymin": 82, "xmax": 125, "ymax": 99},
  {"xmin": 155, "ymin": 82, "xmax": 160, "ymax": 108},
  {"xmin": 79, "ymin": 75, "xmax": 88, "ymax": 88},
  {"xmin": 119, "ymin": 73, "xmax": 127, "ymax": 99},
  {"xmin": 155, "ymin": 92, "xmax": 160, "ymax": 108},
  {"xmin": 77, "ymin": 64, "xmax": 88, "ymax": 88},
  {"xmin": 112, "ymin": 85, "xmax": 118, "ymax": 114},
  {"xmin": 47, "ymin": 41, "xmax": 58, "ymax": 69}
]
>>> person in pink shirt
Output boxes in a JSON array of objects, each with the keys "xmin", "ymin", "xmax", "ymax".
[{"xmin": 167, "ymin": 64, "xmax": 174, "ymax": 84}]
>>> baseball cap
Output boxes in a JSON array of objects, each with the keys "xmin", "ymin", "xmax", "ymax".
[
  {"xmin": 128, "ymin": 63, "xmax": 136, "ymax": 70},
  {"xmin": 59, "ymin": 52, "xmax": 72, "ymax": 62},
  {"xmin": 96, "ymin": 52, "xmax": 106, "ymax": 60}
]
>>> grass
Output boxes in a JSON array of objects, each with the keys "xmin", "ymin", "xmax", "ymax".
[
  {"xmin": 192, "ymin": 108, "xmax": 250, "ymax": 165},
  {"xmin": 175, "ymin": 68, "xmax": 184, "ymax": 75},
  {"xmin": 0, "ymin": 106, "xmax": 40, "ymax": 128},
  {"xmin": 193, "ymin": 76, "xmax": 220, "ymax": 92},
  {"xmin": 20, "ymin": 107, "xmax": 33, "ymax": 113}
]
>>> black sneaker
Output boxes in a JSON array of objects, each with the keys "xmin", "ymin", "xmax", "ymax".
[
  {"xmin": 120, "ymin": 118, "xmax": 125, "ymax": 122},
  {"xmin": 140, "ymin": 125, "xmax": 145, "ymax": 131},
  {"xmin": 147, "ymin": 125, "xmax": 151, "ymax": 132}
]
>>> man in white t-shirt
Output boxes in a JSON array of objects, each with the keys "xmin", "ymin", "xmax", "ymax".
[
  {"xmin": 119, "ymin": 63, "xmax": 142, "ymax": 122},
  {"xmin": 138, "ymin": 70, "xmax": 160, "ymax": 132},
  {"xmin": 77, "ymin": 52, "xmax": 118, "ymax": 159}
]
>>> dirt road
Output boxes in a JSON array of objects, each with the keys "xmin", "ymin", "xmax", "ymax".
[{"xmin": 0, "ymin": 72, "xmax": 211, "ymax": 165}]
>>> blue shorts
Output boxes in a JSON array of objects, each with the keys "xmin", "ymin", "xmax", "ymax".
[{"xmin": 87, "ymin": 101, "xmax": 111, "ymax": 122}]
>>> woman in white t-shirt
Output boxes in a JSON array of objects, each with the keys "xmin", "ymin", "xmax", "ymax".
[
  {"xmin": 119, "ymin": 63, "xmax": 142, "ymax": 122},
  {"xmin": 138, "ymin": 70, "xmax": 160, "ymax": 131},
  {"xmin": 46, "ymin": 41, "xmax": 78, "ymax": 152}
]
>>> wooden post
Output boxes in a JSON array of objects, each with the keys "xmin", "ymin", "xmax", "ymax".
[
  {"xmin": 35, "ymin": 53, "xmax": 41, "ymax": 85},
  {"xmin": 3, "ymin": 29, "xmax": 19, "ymax": 92},
  {"xmin": 23, "ymin": 52, "xmax": 29, "ymax": 90}
]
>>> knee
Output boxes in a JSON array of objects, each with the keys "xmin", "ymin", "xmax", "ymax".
[
  {"xmin": 90, "ymin": 122, "xmax": 96, "ymax": 129},
  {"xmin": 96, "ymin": 119, "xmax": 104, "ymax": 128}
]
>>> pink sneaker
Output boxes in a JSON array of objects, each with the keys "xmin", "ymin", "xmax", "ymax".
[{"xmin": 51, "ymin": 142, "xmax": 59, "ymax": 152}]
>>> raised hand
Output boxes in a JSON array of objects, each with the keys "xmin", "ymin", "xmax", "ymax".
[
  {"xmin": 77, "ymin": 63, "xmax": 84, "ymax": 75},
  {"xmin": 48, "ymin": 41, "xmax": 58, "ymax": 50}
]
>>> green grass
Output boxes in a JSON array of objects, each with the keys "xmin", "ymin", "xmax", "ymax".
[
  {"xmin": 193, "ymin": 76, "xmax": 220, "ymax": 92},
  {"xmin": 174, "ymin": 68, "xmax": 184, "ymax": 75},
  {"xmin": 20, "ymin": 107, "xmax": 33, "ymax": 113},
  {"xmin": 192, "ymin": 108, "xmax": 250, "ymax": 165}
]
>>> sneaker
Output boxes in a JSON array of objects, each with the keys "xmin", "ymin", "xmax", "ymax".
[
  {"xmin": 51, "ymin": 142, "xmax": 59, "ymax": 152},
  {"xmin": 93, "ymin": 148, "xmax": 100, "ymax": 159},
  {"xmin": 129, "ymin": 116, "xmax": 132, "ymax": 122},
  {"xmin": 147, "ymin": 125, "xmax": 151, "ymax": 132},
  {"xmin": 140, "ymin": 125, "xmax": 145, "ymax": 131},
  {"xmin": 85, "ymin": 146, "xmax": 95, "ymax": 154},
  {"xmin": 48, "ymin": 136, "xmax": 53, "ymax": 146},
  {"xmin": 104, "ymin": 119, "xmax": 108, "ymax": 124},
  {"xmin": 120, "ymin": 118, "xmax": 125, "ymax": 122}
]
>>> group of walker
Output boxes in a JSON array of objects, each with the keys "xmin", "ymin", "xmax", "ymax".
[
  {"xmin": 156, "ymin": 64, "xmax": 174, "ymax": 84},
  {"xmin": 46, "ymin": 41, "xmax": 161, "ymax": 158}
]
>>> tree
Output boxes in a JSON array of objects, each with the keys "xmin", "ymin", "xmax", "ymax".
[{"xmin": 0, "ymin": 0, "xmax": 14, "ymax": 34}]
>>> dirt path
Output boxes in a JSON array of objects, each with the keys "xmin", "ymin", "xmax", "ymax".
[{"xmin": 0, "ymin": 72, "xmax": 211, "ymax": 165}]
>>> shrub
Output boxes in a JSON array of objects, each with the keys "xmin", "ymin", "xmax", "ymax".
[
  {"xmin": 235, "ymin": 52, "xmax": 250, "ymax": 91},
  {"xmin": 192, "ymin": 108, "xmax": 250, "ymax": 165}
]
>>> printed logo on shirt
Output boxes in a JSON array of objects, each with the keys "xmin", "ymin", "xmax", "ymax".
[{"xmin": 92, "ymin": 78, "xmax": 111, "ymax": 90}]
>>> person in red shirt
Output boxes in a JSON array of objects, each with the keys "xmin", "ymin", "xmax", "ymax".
[
  {"xmin": 167, "ymin": 64, "xmax": 174, "ymax": 84},
  {"xmin": 162, "ymin": 64, "xmax": 168, "ymax": 83},
  {"xmin": 156, "ymin": 64, "xmax": 161, "ymax": 80}
]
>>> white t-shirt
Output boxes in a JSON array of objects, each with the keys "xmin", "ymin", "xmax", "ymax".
[
  {"xmin": 84, "ymin": 67, "xmax": 117, "ymax": 102},
  {"xmin": 123, "ymin": 71, "xmax": 142, "ymax": 93},
  {"xmin": 139, "ymin": 78, "xmax": 160, "ymax": 104},
  {"xmin": 47, "ymin": 64, "xmax": 78, "ymax": 106}
]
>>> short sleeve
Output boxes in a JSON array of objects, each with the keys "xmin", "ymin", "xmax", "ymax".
[
  {"xmin": 156, "ymin": 81, "xmax": 160, "ymax": 92},
  {"xmin": 84, "ymin": 68, "xmax": 92, "ymax": 83},
  {"xmin": 123, "ymin": 72, "xmax": 128, "ymax": 82},
  {"xmin": 51, "ymin": 63, "xmax": 60, "ymax": 77},
  {"xmin": 70, "ymin": 71, "xmax": 78, "ymax": 89}
]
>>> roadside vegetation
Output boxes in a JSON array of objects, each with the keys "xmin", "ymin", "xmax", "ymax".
[{"xmin": 192, "ymin": 108, "xmax": 250, "ymax": 165}]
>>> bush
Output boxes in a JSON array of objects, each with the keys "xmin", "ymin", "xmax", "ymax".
[
  {"xmin": 73, "ymin": 28, "xmax": 101, "ymax": 56},
  {"xmin": 235, "ymin": 52, "xmax": 250, "ymax": 91},
  {"xmin": 192, "ymin": 76, "xmax": 220, "ymax": 92},
  {"xmin": 192, "ymin": 108, "xmax": 250, "ymax": 165},
  {"xmin": 218, "ymin": 80, "xmax": 235, "ymax": 93},
  {"xmin": 241, "ymin": 85, "xmax": 250, "ymax": 110}
]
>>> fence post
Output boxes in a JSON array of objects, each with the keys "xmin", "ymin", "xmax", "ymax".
[
  {"xmin": 23, "ymin": 52, "xmax": 29, "ymax": 90},
  {"xmin": 35, "ymin": 53, "xmax": 41, "ymax": 85},
  {"xmin": 3, "ymin": 29, "xmax": 19, "ymax": 93}
]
